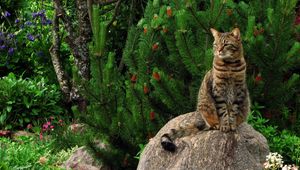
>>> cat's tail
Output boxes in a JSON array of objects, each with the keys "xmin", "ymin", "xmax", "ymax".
[{"xmin": 160, "ymin": 117, "xmax": 208, "ymax": 152}]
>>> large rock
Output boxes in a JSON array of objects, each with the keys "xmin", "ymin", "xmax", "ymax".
[{"xmin": 137, "ymin": 112, "xmax": 269, "ymax": 170}]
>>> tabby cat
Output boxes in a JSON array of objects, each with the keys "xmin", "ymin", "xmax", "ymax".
[{"xmin": 161, "ymin": 28, "xmax": 250, "ymax": 152}]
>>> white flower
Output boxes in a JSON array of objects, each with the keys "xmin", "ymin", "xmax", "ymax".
[{"xmin": 282, "ymin": 165, "xmax": 291, "ymax": 170}]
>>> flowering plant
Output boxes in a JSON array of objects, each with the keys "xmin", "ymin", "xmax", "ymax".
[
  {"xmin": 0, "ymin": 1, "xmax": 54, "ymax": 78},
  {"xmin": 264, "ymin": 152, "xmax": 298, "ymax": 170}
]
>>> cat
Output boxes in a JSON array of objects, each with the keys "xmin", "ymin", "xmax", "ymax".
[{"xmin": 161, "ymin": 28, "xmax": 250, "ymax": 152}]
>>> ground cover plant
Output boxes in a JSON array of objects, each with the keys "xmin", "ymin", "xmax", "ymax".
[{"xmin": 0, "ymin": 136, "xmax": 77, "ymax": 170}]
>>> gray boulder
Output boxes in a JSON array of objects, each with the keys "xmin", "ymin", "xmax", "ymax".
[
  {"xmin": 64, "ymin": 143, "xmax": 111, "ymax": 170},
  {"xmin": 137, "ymin": 112, "xmax": 269, "ymax": 170}
]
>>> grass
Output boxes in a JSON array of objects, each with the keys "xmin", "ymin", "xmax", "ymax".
[{"xmin": 0, "ymin": 135, "xmax": 77, "ymax": 170}]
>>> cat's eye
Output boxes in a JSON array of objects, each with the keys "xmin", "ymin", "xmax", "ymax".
[{"xmin": 225, "ymin": 44, "xmax": 238, "ymax": 49}]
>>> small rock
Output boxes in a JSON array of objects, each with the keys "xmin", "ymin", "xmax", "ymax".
[
  {"xmin": 64, "ymin": 143, "xmax": 111, "ymax": 170},
  {"xmin": 11, "ymin": 130, "xmax": 34, "ymax": 140},
  {"xmin": 0, "ymin": 130, "xmax": 11, "ymax": 138}
]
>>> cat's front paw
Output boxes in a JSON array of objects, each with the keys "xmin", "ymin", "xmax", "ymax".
[
  {"xmin": 220, "ymin": 124, "xmax": 231, "ymax": 132},
  {"xmin": 220, "ymin": 117, "xmax": 231, "ymax": 132},
  {"xmin": 230, "ymin": 124, "xmax": 237, "ymax": 131},
  {"xmin": 161, "ymin": 134, "xmax": 176, "ymax": 152}
]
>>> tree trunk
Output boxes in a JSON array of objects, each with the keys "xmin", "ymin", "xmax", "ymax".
[{"xmin": 50, "ymin": 0, "xmax": 92, "ymax": 112}]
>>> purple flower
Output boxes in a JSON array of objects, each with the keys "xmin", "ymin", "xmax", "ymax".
[
  {"xmin": 25, "ymin": 21, "xmax": 33, "ymax": 26},
  {"xmin": 42, "ymin": 18, "xmax": 52, "ymax": 25},
  {"xmin": 0, "ymin": 45, "xmax": 6, "ymax": 50},
  {"xmin": 32, "ymin": 12, "xmax": 38, "ymax": 18},
  {"xmin": 45, "ymin": 19, "xmax": 52, "ymax": 25},
  {"xmin": 8, "ymin": 33, "xmax": 15, "ymax": 39},
  {"xmin": 38, "ymin": 10, "xmax": 45, "ymax": 16},
  {"xmin": 15, "ymin": 19, "xmax": 20, "ymax": 24},
  {"xmin": 4, "ymin": 11, "xmax": 11, "ymax": 17},
  {"xmin": 8, "ymin": 47, "xmax": 14, "ymax": 55},
  {"xmin": 27, "ymin": 34, "xmax": 35, "ymax": 41},
  {"xmin": 32, "ymin": 10, "xmax": 45, "ymax": 19}
]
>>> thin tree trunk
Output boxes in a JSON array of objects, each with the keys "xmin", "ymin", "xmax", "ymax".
[{"xmin": 51, "ymin": 0, "xmax": 92, "ymax": 112}]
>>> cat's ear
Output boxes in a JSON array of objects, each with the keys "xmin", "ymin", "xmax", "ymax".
[
  {"xmin": 231, "ymin": 28, "xmax": 241, "ymax": 41},
  {"xmin": 210, "ymin": 28, "xmax": 219, "ymax": 39}
]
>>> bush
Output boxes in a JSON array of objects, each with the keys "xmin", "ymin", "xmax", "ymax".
[
  {"xmin": 0, "ymin": 73, "xmax": 65, "ymax": 130},
  {"xmin": 248, "ymin": 103, "xmax": 300, "ymax": 165}
]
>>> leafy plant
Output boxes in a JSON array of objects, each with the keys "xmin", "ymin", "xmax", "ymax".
[
  {"xmin": 0, "ymin": 1, "xmax": 56, "ymax": 81},
  {"xmin": 248, "ymin": 102, "xmax": 300, "ymax": 165},
  {"xmin": 0, "ymin": 73, "xmax": 65, "ymax": 130},
  {"xmin": 0, "ymin": 136, "xmax": 77, "ymax": 169}
]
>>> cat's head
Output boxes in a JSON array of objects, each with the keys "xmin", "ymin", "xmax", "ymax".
[{"xmin": 210, "ymin": 28, "xmax": 243, "ymax": 61}]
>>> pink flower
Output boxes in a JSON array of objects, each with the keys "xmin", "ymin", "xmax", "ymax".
[
  {"xmin": 27, "ymin": 124, "xmax": 33, "ymax": 129},
  {"xmin": 50, "ymin": 116, "xmax": 54, "ymax": 120},
  {"xmin": 42, "ymin": 124, "xmax": 48, "ymax": 131},
  {"xmin": 50, "ymin": 125, "xmax": 54, "ymax": 129},
  {"xmin": 39, "ymin": 132, "xmax": 43, "ymax": 140}
]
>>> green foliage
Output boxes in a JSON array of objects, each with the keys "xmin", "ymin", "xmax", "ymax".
[
  {"xmin": 0, "ymin": 0, "xmax": 56, "ymax": 81},
  {"xmin": 0, "ymin": 73, "xmax": 64, "ymax": 130},
  {"xmin": 74, "ymin": 4, "xmax": 162, "ymax": 169},
  {"xmin": 240, "ymin": 0, "xmax": 300, "ymax": 114},
  {"xmin": 248, "ymin": 103, "xmax": 300, "ymax": 165},
  {"xmin": 124, "ymin": 0, "xmax": 300, "ymax": 131},
  {"xmin": 0, "ymin": 136, "xmax": 76, "ymax": 169},
  {"xmin": 121, "ymin": 0, "xmax": 300, "ymax": 167}
]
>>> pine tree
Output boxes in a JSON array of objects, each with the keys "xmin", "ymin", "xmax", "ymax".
[
  {"xmin": 123, "ymin": 0, "xmax": 233, "ymax": 122},
  {"xmin": 75, "ymin": 0, "xmax": 300, "ymax": 168},
  {"xmin": 239, "ymin": 0, "xmax": 300, "ymax": 128},
  {"xmin": 124, "ymin": 0, "xmax": 300, "ymax": 130},
  {"xmin": 78, "ymin": 4, "xmax": 162, "ymax": 169}
]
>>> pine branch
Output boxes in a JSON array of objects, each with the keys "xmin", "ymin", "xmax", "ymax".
[{"xmin": 187, "ymin": 7, "xmax": 209, "ymax": 34}]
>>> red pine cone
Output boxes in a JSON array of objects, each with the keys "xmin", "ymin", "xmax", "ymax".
[
  {"xmin": 143, "ymin": 27, "xmax": 148, "ymax": 34},
  {"xmin": 255, "ymin": 75, "xmax": 262, "ymax": 82},
  {"xmin": 162, "ymin": 27, "xmax": 168, "ymax": 33},
  {"xmin": 152, "ymin": 72, "xmax": 161, "ymax": 81},
  {"xmin": 152, "ymin": 43, "xmax": 159, "ymax": 51},
  {"xmin": 131, "ymin": 74, "xmax": 137, "ymax": 83},
  {"xmin": 226, "ymin": 9, "xmax": 233, "ymax": 16},
  {"xmin": 167, "ymin": 6, "xmax": 172, "ymax": 17},
  {"xmin": 143, "ymin": 83, "xmax": 149, "ymax": 94},
  {"xmin": 150, "ymin": 111, "xmax": 155, "ymax": 121}
]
